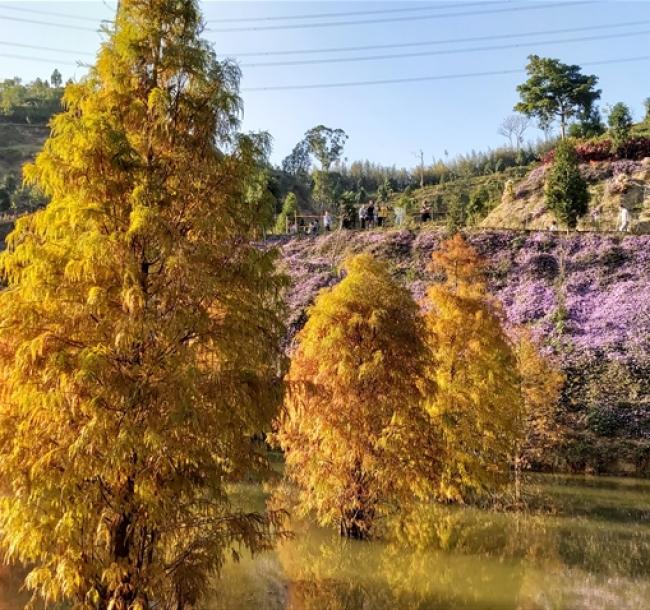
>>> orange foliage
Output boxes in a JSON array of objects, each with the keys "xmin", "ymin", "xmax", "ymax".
[{"xmin": 275, "ymin": 254, "xmax": 441, "ymax": 538}]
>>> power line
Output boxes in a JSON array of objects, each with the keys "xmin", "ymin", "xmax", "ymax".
[
  {"xmin": 239, "ymin": 29, "xmax": 650, "ymax": 68},
  {"xmin": 4, "ymin": 19, "xmax": 646, "ymax": 67},
  {"xmin": 204, "ymin": 0, "xmax": 510, "ymax": 23},
  {"xmin": 0, "ymin": 2, "xmax": 592, "ymax": 38},
  {"xmin": 205, "ymin": 1, "xmax": 592, "ymax": 33},
  {"xmin": 2, "ymin": 19, "xmax": 644, "ymax": 63},
  {"xmin": 3, "ymin": 24, "xmax": 648, "ymax": 80},
  {"xmin": 222, "ymin": 19, "xmax": 650, "ymax": 57},
  {"xmin": 0, "ymin": 0, "xmax": 506, "ymax": 25},
  {"xmin": 0, "ymin": 41, "xmax": 93, "ymax": 57},
  {"xmin": 242, "ymin": 54, "xmax": 650, "ymax": 91},
  {"xmin": 0, "ymin": 3, "xmax": 113, "ymax": 23},
  {"xmin": 0, "ymin": 53, "xmax": 82, "ymax": 67},
  {"xmin": 0, "ymin": 13, "xmax": 99, "ymax": 33}
]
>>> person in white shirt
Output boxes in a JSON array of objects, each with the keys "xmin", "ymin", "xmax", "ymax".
[
  {"xmin": 358, "ymin": 204, "xmax": 367, "ymax": 229},
  {"xmin": 394, "ymin": 206, "xmax": 405, "ymax": 227},
  {"xmin": 322, "ymin": 210, "xmax": 332, "ymax": 232},
  {"xmin": 618, "ymin": 204, "xmax": 630, "ymax": 232}
]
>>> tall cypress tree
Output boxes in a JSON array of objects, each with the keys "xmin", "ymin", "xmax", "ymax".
[
  {"xmin": 423, "ymin": 235, "xmax": 524, "ymax": 502},
  {"xmin": 276, "ymin": 254, "xmax": 440, "ymax": 540},
  {"xmin": 545, "ymin": 140, "xmax": 590, "ymax": 229},
  {"xmin": 0, "ymin": 1, "xmax": 285, "ymax": 607}
]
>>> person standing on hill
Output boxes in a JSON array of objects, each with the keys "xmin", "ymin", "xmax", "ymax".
[
  {"xmin": 323, "ymin": 210, "xmax": 332, "ymax": 232},
  {"xmin": 358, "ymin": 203, "xmax": 367, "ymax": 229},
  {"xmin": 394, "ymin": 205, "xmax": 406, "ymax": 227},
  {"xmin": 366, "ymin": 200, "xmax": 376, "ymax": 228},
  {"xmin": 420, "ymin": 200, "xmax": 432, "ymax": 223},
  {"xmin": 377, "ymin": 203, "xmax": 388, "ymax": 227},
  {"xmin": 618, "ymin": 204, "xmax": 630, "ymax": 232}
]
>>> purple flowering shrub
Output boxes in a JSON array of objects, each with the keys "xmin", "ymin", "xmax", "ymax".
[{"xmin": 282, "ymin": 229, "xmax": 650, "ymax": 358}]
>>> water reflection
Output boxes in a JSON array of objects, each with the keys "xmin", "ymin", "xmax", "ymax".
[
  {"xmin": 209, "ymin": 475, "xmax": 650, "ymax": 610},
  {"xmin": 2, "ymin": 476, "xmax": 649, "ymax": 610}
]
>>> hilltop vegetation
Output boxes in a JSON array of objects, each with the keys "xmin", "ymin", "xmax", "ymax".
[
  {"xmin": 0, "ymin": 74, "xmax": 64, "ymax": 214},
  {"xmin": 268, "ymin": 55, "xmax": 650, "ymax": 233}
]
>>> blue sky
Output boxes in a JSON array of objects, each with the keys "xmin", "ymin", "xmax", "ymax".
[{"xmin": 1, "ymin": 1, "xmax": 650, "ymax": 168}]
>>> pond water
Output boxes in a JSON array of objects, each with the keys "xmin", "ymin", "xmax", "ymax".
[
  {"xmin": 1, "ymin": 475, "xmax": 648, "ymax": 610},
  {"xmin": 205, "ymin": 475, "xmax": 650, "ymax": 610}
]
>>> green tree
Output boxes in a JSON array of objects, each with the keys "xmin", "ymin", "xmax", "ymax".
[
  {"xmin": 354, "ymin": 185, "xmax": 368, "ymax": 205},
  {"xmin": 0, "ymin": 189, "xmax": 10, "ymax": 212},
  {"xmin": 0, "ymin": 1, "xmax": 286, "ymax": 608},
  {"xmin": 281, "ymin": 139, "xmax": 311, "ymax": 176},
  {"xmin": 50, "ymin": 69, "xmax": 63, "ymax": 88},
  {"xmin": 644, "ymin": 97, "xmax": 650, "ymax": 122},
  {"xmin": 304, "ymin": 125, "xmax": 348, "ymax": 171},
  {"xmin": 568, "ymin": 106, "xmax": 605, "ymax": 139},
  {"xmin": 338, "ymin": 191, "xmax": 357, "ymax": 228},
  {"xmin": 311, "ymin": 170, "xmax": 335, "ymax": 210},
  {"xmin": 515, "ymin": 55, "xmax": 601, "ymax": 139},
  {"xmin": 376, "ymin": 177, "xmax": 393, "ymax": 202},
  {"xmin": 607, "ymin": 102, "xmax": 633, "ymax": 149},
  {"xmin": 0, "ymin": 76, "xmax": 63, "ymax": 124},
  {"xmin": 445, "ymin": 192, "xmax": 467, "ymax": 232},
  {"xmin": 467, "ymin": 186, "xmax": 490, "ymax": 224},
  {"xmin": 275, "ymin": 191, "xmax": 298, "ymax": 233},
  {"xmin": 545, "ymin": 139, "xmax": 590, "ymax": 229},
  {"xmin": 0, "ymin": 174, "xmax": 18, "ymax": 211}
]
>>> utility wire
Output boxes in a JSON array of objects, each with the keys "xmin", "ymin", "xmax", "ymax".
[
  {"xmin": 0, "ymin": 41, "xmax": 93, "ymax": 57},
  {"xmin": 4, "ymin": 27, "xmax": 647, "ymax": 74},
  {"xmin": 242, "ymin": 54, "xmax": 650, "ymax": 91},
  {"xmin": 0, "ymin": 13, "xmax": 99, "ymax": 33},
  {"xmin": 203, "ymin": 0, "xmax": 510, "ymax": 23},
  {"xmin": 3, "ymin": 19, "xmax": 646, "ymax": 61},
  {"xmin": 0, "ymin": 0, "xmax": 507, "ymax": 24},
  {"xmin": 239, "ymin": 29, "xmax": 650, "ymax": 68},
  {"xmin": 222, "ymin": 18, "xmax": 650, "ymax": 57},
  {"xmin": 0, "ymin": 3, "xmax": 113, "ymax": 23},
  {"xmin": 0, "ymin": 19, "xmax": 650, "ymax": 60},
  {"xmin": 0, "ymin": 2, "xmax": 592, "ymax": 36},
  {"xmin": 205, "ymin": 1, "xmax": 591, "ymax": 33},
  {"xmin": 3, "ymin": 25, "xmax": 649, "ymax": 77},
  {"xmin": 0, "ymin": 53, "xmax": 81, "ymax": 67}
]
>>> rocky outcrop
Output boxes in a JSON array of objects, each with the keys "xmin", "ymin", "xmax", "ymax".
[{"xmin": 483, "ymin": 158, "xmax": 650, "ymax": 232}]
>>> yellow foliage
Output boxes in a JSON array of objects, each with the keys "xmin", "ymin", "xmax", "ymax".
[
  {"xmin": 512, "ymin": 329, "xmax": 565, "ymax": 468},
  {"xmin": 423, "ymin": 234, "xmax": 524, "ymax": 502},
  {"xmin": 0, "ymin": 1, "xmax": 285, "ymax": 608},
  {"xmin": 275, "ymin": 254, "xmax": 441, "ymax": 539}
]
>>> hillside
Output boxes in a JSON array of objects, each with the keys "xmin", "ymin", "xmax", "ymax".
[
  {"xmin": 484, "ymin": 157, "xmax": 650, "ymax": 231},
  {"xmin": 0, "ymin": 123, "xmax": 49, "ymax": 179},
  {"xmin": 280, "ymin": 227, "xmax": 650, "ymax": 476}
]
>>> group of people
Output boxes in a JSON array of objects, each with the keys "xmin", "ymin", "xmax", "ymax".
[
  {"xmin": 292, "ymin": 200, "xmax": 635, "ymax": 236},
  {"xmin": 298, "ymin": 200, "xmax": 432, "ymax": 235},
  {"xmin": 356, "ymin": 200, "xmax": 391, "ymax": 229},
  {"xmin": 289, "ymin": 210, "xmax": 333, "ymax": 236}
]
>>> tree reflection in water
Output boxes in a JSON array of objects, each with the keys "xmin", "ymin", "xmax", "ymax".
[
  {"xmin": 5, "ymin": 477, "xmax": 648, "ymax": 610},
  {"xmin": 210, "ymin": 477, "xmax": 650, "ymax": 610}
]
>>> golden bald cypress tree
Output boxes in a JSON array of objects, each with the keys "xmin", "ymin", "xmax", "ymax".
[
  {"xmin": 0, "ymin": 1, "xmax": 285, "ymax": 608},
  {"xmin": 275, "ymin": 254, "xmax": 441, "ymax": 539},
  {"xmin": 423, "ymin": 234, "xmax": 524, "ymax": 502}
]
